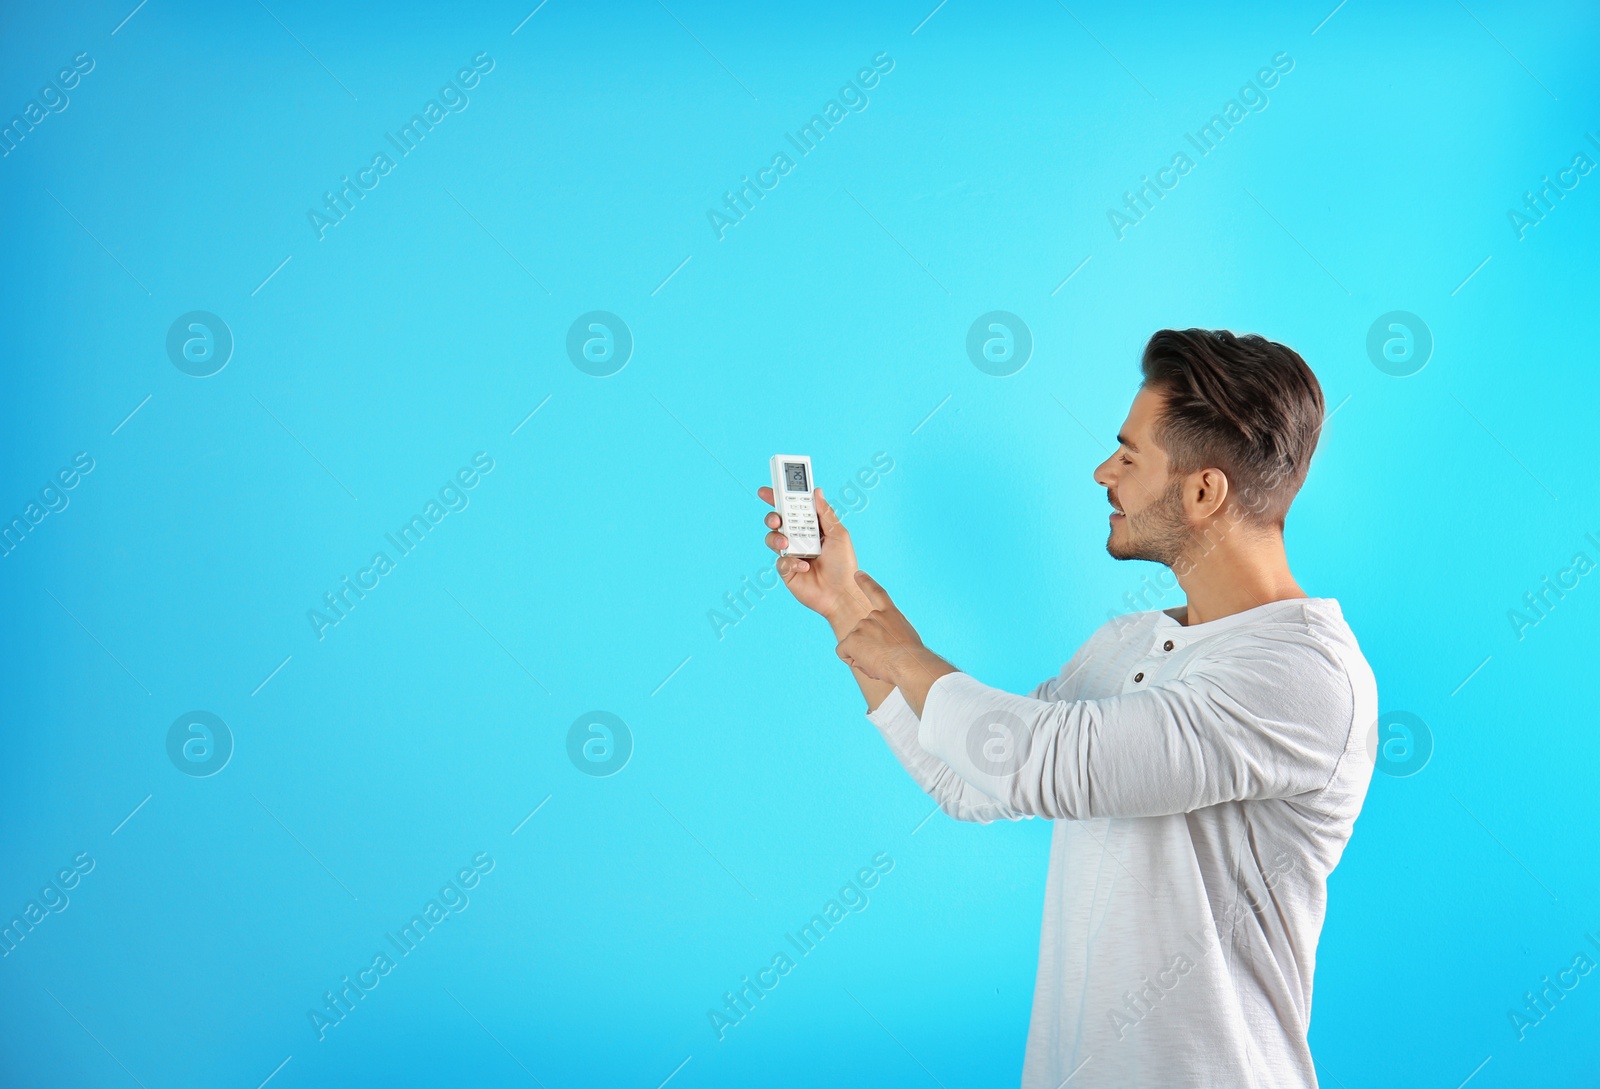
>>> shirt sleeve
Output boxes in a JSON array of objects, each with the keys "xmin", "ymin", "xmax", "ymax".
[
  {"xmin": 865, "ymin": 686, "xmax": 1028, "ymax": 824},
  {"xmin": 914, "ymin": 628, "xmax": 1358, "ymax": 820}
]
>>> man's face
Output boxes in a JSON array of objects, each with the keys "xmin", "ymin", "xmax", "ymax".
[{"xmin": 1092, "ymin": 386, "xmax": 1193, "ymax": 565}]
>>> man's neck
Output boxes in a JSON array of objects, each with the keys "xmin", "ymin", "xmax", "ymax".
[{"xmin": 1169, "ymin": 523, "xmax": 1307, "ymax": 626}]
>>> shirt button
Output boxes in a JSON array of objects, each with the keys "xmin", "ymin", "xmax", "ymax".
[
  {"xmin": 1134, "ymin": 672, "xmax": 1145, "ymax": 682},
  {"xmin": 1163, "ymin": 640, "xmax": 1174, "ymax": 652}
]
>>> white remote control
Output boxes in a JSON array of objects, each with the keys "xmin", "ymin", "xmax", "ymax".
[{"xmin": 769, "ymin": 454, "xmax": 822, "ymax": 558}]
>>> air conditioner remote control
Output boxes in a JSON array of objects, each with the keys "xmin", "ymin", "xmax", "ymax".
[{"xmin": 769, "ymin": 454, "xmax": 822, "ymax": 558}]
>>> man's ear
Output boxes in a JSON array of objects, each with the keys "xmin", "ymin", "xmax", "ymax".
[{"xmin": 1187, "ymin": 467, "xmax": 1230, "ymax": 520}]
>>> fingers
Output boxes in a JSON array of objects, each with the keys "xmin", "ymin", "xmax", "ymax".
[
  {"xmin": 764, "ymin": 502, "xmax": 783, "ymax": 552},
  {"xmin": 835, "ymin": 624, "xmax": 863, "ymax": 662},
  {"xmin": 836, "ymin": 620, "xmax": 890, "ymax": 681},
  {"xmin": 777, "ymin": 554, "xmax": 810, "ymax": 579},
  {"xmin": 853, "ymin": 569, "xmax": 893, "ymax": 609},
  {"xmin": 757, "ymin": 486, "xmax": 775, "ymax": 507}
]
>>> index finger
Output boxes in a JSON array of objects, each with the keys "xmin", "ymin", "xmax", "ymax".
[
  {"xmin": 757, "ymin": 485, "xmax": 775, "ymax": 507},
  {"xmin": 853, "ymin": 569, "xmax": 893, "ymax": 609}
]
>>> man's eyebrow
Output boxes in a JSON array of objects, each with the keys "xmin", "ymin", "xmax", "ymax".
[{"xmin": 1116, "ymin": 433, "xmax": 1139, "ymax": 454}]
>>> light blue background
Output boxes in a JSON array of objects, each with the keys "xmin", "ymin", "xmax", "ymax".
[{"xmin": 3, "ymin": 1, "xmax": 1598, "ymax": 1086}]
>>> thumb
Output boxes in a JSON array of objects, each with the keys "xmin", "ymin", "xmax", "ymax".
[{"xmin": 815, "ymin": 488, "xmax": 847, "ymax": 535}]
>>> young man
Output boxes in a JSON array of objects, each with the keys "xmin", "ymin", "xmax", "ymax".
[{"xmin": 757, "ymin": 329, "xmax": 1376, "ymax": 1088}]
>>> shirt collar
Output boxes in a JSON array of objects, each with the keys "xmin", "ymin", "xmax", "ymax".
[{"xmin": 1153, "ymin": 596, "xmax": 1338, "ymax": 636}]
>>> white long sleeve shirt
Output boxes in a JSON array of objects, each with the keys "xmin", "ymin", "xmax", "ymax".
[{"xmin": 866, "ymin": 597, "xmax": 1376, "ymax": 1088}]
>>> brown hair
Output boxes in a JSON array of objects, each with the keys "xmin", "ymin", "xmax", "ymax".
[{"xmin": 1139, "ymin": 329, "xmax": 1325, "ymax": 529}]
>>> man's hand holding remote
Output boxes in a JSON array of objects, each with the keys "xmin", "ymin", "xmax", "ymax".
[
  {"xmin": 758, "ymin": 486, "xmax": 955, "ymax": 714},
  {"xmin": 758, "ymin": 486, "xmax": 890, "ymax": 711},
  {"xmin": 758, "ymin": 486, "xmax": 868, "ymax": 633}
]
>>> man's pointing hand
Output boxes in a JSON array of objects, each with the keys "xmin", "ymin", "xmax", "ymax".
[{"xmin": 836, "ymin": 571, "xmax": 957, "ymax": 711}]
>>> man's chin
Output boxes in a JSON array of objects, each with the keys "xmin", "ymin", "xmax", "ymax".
[
  {"xmin": 1106, "ymin": 534, "xmax": 1161, "ymax": 564},
  {"xmin": 1106, "ymin": 535, "xmax": 1136, "ymax": 561}
]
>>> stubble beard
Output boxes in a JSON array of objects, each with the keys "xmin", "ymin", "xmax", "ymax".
[{"xmin": 1107, "ymin": 478, "xmax": 1193, "ymax": 567}]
